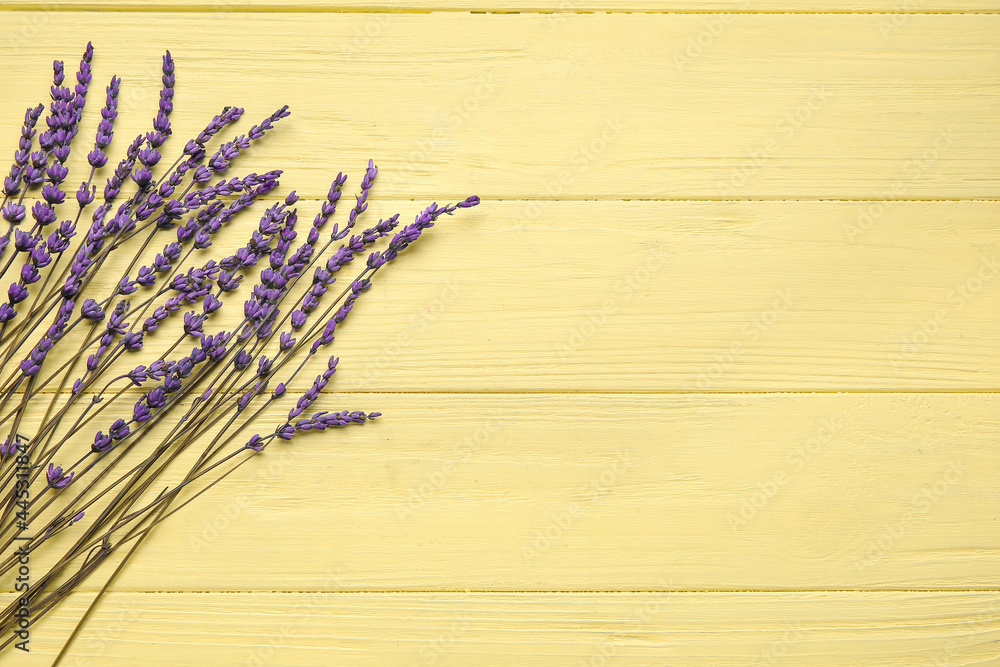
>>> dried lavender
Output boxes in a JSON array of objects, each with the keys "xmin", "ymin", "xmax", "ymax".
[{"xmin": 0, "ymin": 44, "xmax": 479, "ymax": 659}]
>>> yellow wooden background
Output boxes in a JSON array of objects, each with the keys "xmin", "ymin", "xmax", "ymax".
[{"xmin": 1, "ymin": 2, "xmax": 999, "ymax": 665}]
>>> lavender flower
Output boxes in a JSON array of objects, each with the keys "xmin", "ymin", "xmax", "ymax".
[
  {"xmin": 295, "ymin": 409, "xmax": 379, "ymax": 431},
  {"xmin": 0, "ymin": 438, "xmax": 19, "ymax": 459},
  {"xmin": 87, "ymin": 75, "xmax": 120, "ymax": 169},
  {"xmin": 288, "ymin": 356, "xmax": 339, "ymax": 419},
  {"xmin": 91, "ymin": 431, "xmax": 113, "ymax": 454},
  {"xmin": 245, "ymin": 434, "xmax": 265, "ymax": 451},
  {"xmin": 46, "ymin": 463, "xmax": 74, "ymax": 489},
  {"xmin": 184, "ymin": 106, "xmax": 244, "ymax": 161},
  {"xmin": 2, "ymin": 104, "xmax": 44, "ymax": 202},
  {"xmin": 0, "ymin": 44, "xmax": 483, "ymax": 650}
]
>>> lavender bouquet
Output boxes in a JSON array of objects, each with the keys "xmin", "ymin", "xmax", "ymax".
[{"xmin": 0, "ymin": 43, "xmax": 478, "ymax": 658}]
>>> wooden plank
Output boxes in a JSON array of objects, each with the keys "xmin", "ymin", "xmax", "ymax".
[
  {"xmin": 0, "ymin": 12, "xmax": 997, "ymax": 199},
  {"xmin": 10, "ymin": 393, "xmax": 995, "ymax": 594},
  {"xmin": 0, "ymin": 198, "xmax": 995, "ymax": 393},
  {"xmin": 0, "ymin": 6, "xmax": 994, "ymax": 665},
  {"xmin": 8, "ymin": 392, "xmax": 983, "ymax": 593},
  {"xmin": 7, "ymin": 591, "xmax": 1000, "ymax": 666},
  {"xmin": 20, "ymin": 199, "xmax": 1000, "ymax": 393}
]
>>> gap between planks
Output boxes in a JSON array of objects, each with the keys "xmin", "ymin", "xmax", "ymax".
[
  {"xmin": 29, "ymin": 588, "xmax": 1000, "ymax": 593},
  {"xmin": 24, "ymin": 389, "xmax": 1000, "ymax": 395},
  {"xmin": 1, "ymin": 6, "xmax": 1000, "ymax": 14},
  {"xmin": 6, "ymin": 588, "xmax": 1000, "ymax": 595}
]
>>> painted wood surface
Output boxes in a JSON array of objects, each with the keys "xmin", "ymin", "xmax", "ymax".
[
  {"xmin": 79, "ymin": 393, "xmax": 1000, "ymax": 592},
  {"xmin": 5, "ymin": 198, "xmax": 996, "ymax": 394},
  {"xmin": 0, "ymin": 13, "xmax": 998, "ymax": 200},
  {"xmin": 0, "ymin": 5, "xmax": 997, "ymax": 666},
  {"xmin": 7, "ymin": 592, "xmax": 1000, "ymax": 666}
]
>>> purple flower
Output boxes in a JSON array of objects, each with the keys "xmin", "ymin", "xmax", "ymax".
[
  {"xmin": 2, "ymin": 203, "xmax": 26, "ymax": 225},
  {"xmin": 310, "ymin": 317, "xmax": 338, "ymax": 354},
  {"xmin": 109, "ymin": 419, "xmax": 130, "ymax": 440},
  {"xmin": 30, "ymin": 244, "xmax": 52, "ymax": 268},
  {"xmin": 86, "ymin": 350, "xmax": 103, "ymax": 372},
  {"xmin": 88, "ymin": 147, "xmax": 107, "ymax": 168},
  {"xmin": 183, "ymin": 311, "xmax": 203, "ymax": 336},
  {"xmin": 292, "ymin": 409, "xmax": 379, "ymax": 433},
  {"xmin": 133, "ymin": 401, "xmax": 151, "ymax": 422},
  {"xmin": 21, "ymin": 262, "xmax": 41, "ymax": 284},
  {"xmin": 245, "ymin": 105, "xmax": 290, "ymax": 146},
  {"xmin": 0, "ymin": 303, "xmax": 16, "ymax": 323},
  {"xmin": 8, "ymin": 283, "xmax": 28, "ymax": 304},
  {"xmin": 118, "ymin": 276, "xmax": 137, "ymax": 294},
  {"xmin": 127, "ymin": 365, "xmax": 148, "ymax": 386},
  {"xmin": 105, "ymin": 300, "xmax": 129, "ymax": 335},
  {"xmin": 188, "ymin": 106, "xmax": 244, "ymax": 157},
  {"xmin": 81, "ymin": 298, "xmax": 104, "ymax": 320},
  {"xmin": 0, "ymin": 438, "xmax": 18, "ymax": 459},
  {"xmin": 234, "ymin": 350, "xmax": 252, "ymax": 370},
  {"xmin": 122, "ymin": 331, "xmax": 144, "ymax": 350},
  {"xmin": 200, "ymin": 332, "xmax": 230, "ymax": 362},
  {"xmin": 245, "ymin": 434, "xmax": 265, "ymax": 452},
  {"xmin": 47, "ymin": 162, "xmax": 69, "ymax": 184},
  {"xmin": 146, "ymin": 386, "xmax": 167, "ymax": 409},
  {"xmin": 135, "ymin": 266, "xmax": 155, "ymax": 287},
  {"xmin": 138, "ymin": 147, "xmax": 160, "ymax": 166},
  {"xmin": 46, "ymin": 463, "xmax": 74, "ymax": 489},
  {"xmin": 163, "ymin": 374, "xmax": 182, "ymax": 393},
  {"xmin": 3, "ymin": 104, "xmax": 44, "ymax": 199},
  {"xmin": 160, "ymin": 243, "xmax": 181, "ymax": 264},
  {"xmin": 52, "ymin": 59, "xmax": 65, "ymax": 87},
  {"xmin": 312, "ymin": 173, "xmax": 347, "ymax": 234},
  {"xmin": 14, "ymin": 228, "xmax": 35, "ymax": 252},
  {"xmin": 288, "ymin": 357, "xmax": 339, "ymax": 419},
  {"xmin": 47, "ymin": 220, "xmax": 76, "ymax": 254},
  {"xmin": 216, "ymin": 271, "xmax": 243, "ymax": 292},
  {"xmin": 20, "ymin": 349, "xmax": 45, "ymax": 376},
  {"xmin": 131, "ymin": 166, "xmax": 153, "ymax": 188},
  {"xmin": 148, "ymin": 359, "xmax": 174, "ymax": 380},
  {"xmin": 337, "ymin": 159, "xmax": 378, "ymax": 236},
  {"xmin": 142, "ymin": 306, "xmax": 168, "ymax": 332},
  {"xmin": 203, "ymin": 294, "xmax": 222, "ymax": 314}
]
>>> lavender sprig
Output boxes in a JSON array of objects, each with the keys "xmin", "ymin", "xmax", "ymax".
[
  {"xmin": 1, "ymin": 105, "xmax": 44, "ymax": 211},
  {"xmin": 0, "ymin": 44, "xmax": 483, "ymax": 658}
]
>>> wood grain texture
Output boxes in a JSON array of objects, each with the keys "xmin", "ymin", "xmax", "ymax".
[
  {"xmin": 4, "ymin": 395, "xmax": 993, "ymax": 594},
  {"xmin": 27, "ymin": 199, "xmax": 998, "ymax": 393},
  {"xmin": 63, "ymin": 392, "xmax": 995, "ymax": 593},
  {"xmin": 0, "ymin": 5, "xmax": 996, "ymax": 665},
  {"xmin": 1, "ymin": 12, "xmax": 998, "ymax": 199},
  {"xmin": 4, "ymin": 591, "xmax": 1000, "ymax": 667}
]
